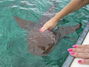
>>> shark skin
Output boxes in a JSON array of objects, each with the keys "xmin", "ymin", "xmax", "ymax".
[{"xmin": 14, "ymin": 16, "xmax": 81, "ymax": 56}]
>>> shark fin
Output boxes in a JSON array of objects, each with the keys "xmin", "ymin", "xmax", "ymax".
[{"xmin": 14, "ymin": 16, "xmax": 35, "ymax": 30}]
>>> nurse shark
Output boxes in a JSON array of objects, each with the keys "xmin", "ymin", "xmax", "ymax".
[{"xmin": 14, "ymin": 2, "xmax": 81, "ymax": 56}]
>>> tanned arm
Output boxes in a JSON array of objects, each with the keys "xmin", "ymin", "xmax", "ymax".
[{"xmin": 40, "ymin": 0, "xmax": 89, "ymax": 32}]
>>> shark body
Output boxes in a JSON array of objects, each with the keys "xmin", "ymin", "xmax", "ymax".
[
  {"xmin": 14, "ymin": 1, "xmax": 81, "ymax": 56},
  {"xmin": 14, "ymin": 16, "xmax": 81, "ymax": 56}
]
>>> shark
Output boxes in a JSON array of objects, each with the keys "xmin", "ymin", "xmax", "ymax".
[{"xmin": 14, "ymin": 1, "xmax": 81, "ymax": 56}]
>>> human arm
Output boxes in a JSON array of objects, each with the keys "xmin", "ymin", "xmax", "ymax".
[{"xmin": 40, "ymin": 0, "xmax": 89, "ymax": 32}]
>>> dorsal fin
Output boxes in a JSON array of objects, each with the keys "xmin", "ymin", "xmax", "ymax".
[{"xmin": 14, "ymin": 16, "xmax": 35, "ymax": 30}]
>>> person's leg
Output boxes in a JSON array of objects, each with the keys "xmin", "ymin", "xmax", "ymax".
[{"xmin": 68, "ymin": 45, "xmax": 89, "ymax": 64}]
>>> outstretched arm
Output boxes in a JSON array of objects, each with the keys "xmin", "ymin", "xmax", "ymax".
[
  {"xmin": 40, "ymin": 0, "xmax": 89, "ymax": 32},
  {"xmin": 53, "ymin": 0, "xmax": 89, "ymax": 22}
]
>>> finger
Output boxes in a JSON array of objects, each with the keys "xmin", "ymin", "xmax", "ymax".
[
  {"xmin": 78, "ymin": 59, "xmax": 89, "ymax": 64},
  {"xmin": 39, "ymin": 27, "xmax": 48, "ymax": 32},
  {"xmin": 68, "ymin": 48, "xmax": 89, "ymax": 53},
  {"xmin": 73, "ymin": 45, "xmax": 89, "ymax": 48},
  {"xmin": 69, "ymin": 52, "xmax": 89, "ymax": 59}
]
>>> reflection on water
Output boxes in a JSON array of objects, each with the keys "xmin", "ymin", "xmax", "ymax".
[{"xmin": 0, "ymin": 0, "xmax": 89, "ymax": 67}]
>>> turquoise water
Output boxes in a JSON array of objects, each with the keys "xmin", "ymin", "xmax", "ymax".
[{"xmin": 0, "ymin": 0, "xmax": 89, "ymax": 67}]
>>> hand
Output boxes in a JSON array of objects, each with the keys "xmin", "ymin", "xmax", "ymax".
[
  {"xmin": 68, "ymin": 45, "xmax": 89, "ymax": 64},
  {"xmin": 40, "ymin": 18, "xmax": 57, "ymax": 32}
]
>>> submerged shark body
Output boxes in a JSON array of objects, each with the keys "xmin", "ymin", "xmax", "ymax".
[
  {"xmin": 14, "ymin": 16, "xmax": 81, "ymax": 56},
  {"xmin": 14, "ymin": 1, "xmax": 81, "ymax": 56}
]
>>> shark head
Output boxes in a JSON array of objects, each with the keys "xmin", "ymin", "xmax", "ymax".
[{"xmin": 29, "ymin": 28, "xmax": 56, "ymax": 55}]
